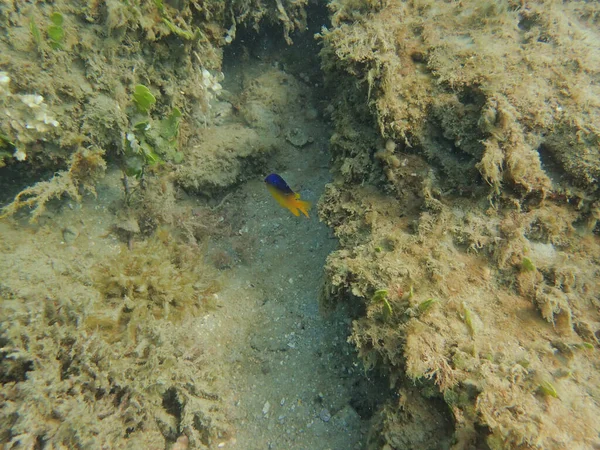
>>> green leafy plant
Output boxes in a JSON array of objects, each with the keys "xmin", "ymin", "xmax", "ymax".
[
  {"xmin": 29, "ymin": 17, "xmax": 42, "ymax": 49},
  {"xmin": 123, "ymin": 108, "xmax": 184, "ymax": 177},
  {"xmin": 133, "ymin": 84, "xmax": 156, "ymax": 113},
  {"xmin": 418, "ymin": 298, "xmax": 438, "ymax": 313},
  {"xmin": 162, "ymin": 18, "xmax": 195, "ymax": 40},
  {"xmin": 521, "ymin": 257, "xmax": 536, "ymax": 272},
  {"xmin": 372, "ymin": 289, "xmax": 393, "ymax": 316},
  {"xmin": 123, "ymin": 123, "xmax": 159, "ymax": 178},
  {"xmin": 156, "ymin": 107, "xmax": 183, "ymax": 163},
  {"xmin": 48, "ymin": 12, "xmax": 64, "ymax": 49},
  {"xmin": 538, "ymin": 380, "xmax": 558, "ymax": 398},
  {"xmin": 125, "ymin": 85, "xmax": 184, "ymax": 176}
]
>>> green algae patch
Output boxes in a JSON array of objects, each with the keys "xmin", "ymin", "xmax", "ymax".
[
  {"xmin": 133, "ymin": 84, "xmax": 156, "ymax": 114},
  {"xmin": 162, "ymin": 17, "xmax": 195, "ymax": 40},
  {"xmin": 29, "ymin": 17, "xmax": 42, "ymax": 49},
  {"xmin": 521, "ymin": 256, "xmax": 536, "ymax": 272},
  {"xmin": 48, "ymin": 12, "xmax": 65, "ymax": 49},
  {"xmin": 418, "ymin": 297, "xmax": 438, "ymax": 314},
  {"xmin": 462, "ymin": 303, "xmax": 476, "ymax": 337},
  {"xmin": 538, "ymin": 380, "xmax": 559, "ymax": 399},
  {"xmin": 372, "ymin": 288, "xmax": 393, "ymax": 316}
]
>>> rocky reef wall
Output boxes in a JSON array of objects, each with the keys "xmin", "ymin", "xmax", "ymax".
[{"xmin": 318, "ymin": 1, "xmax": 600, "ymax": 448}]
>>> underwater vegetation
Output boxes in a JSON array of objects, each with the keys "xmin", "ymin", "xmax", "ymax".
[
  {"xmin": 92, "ymin": 229, "xmax": 220, "ymax": 341},
  {"xmin": 47, "ymin": 12, "xmax": 65, "ymax": 50},
  {"xmin": 318, "ymin": 0, "xmax": 600, "ymax": 448},
  {"xmin": 1, "ymin": 0, "xmax": 309, "ymax": 214},
  {"xmin": 0, "ymin": 147, "xmax": 106, "ymax": 222},
  {"xmin": 2, "ymin": 0, "xmax": 599, "ymax": 448},
  {"xmin": 124, "ymin": 83, "xmax": 184, "ymax": 178},
  {"xmin": 0, "ymin": 0, "xmax": 314, "ymax": 448},
  {"xmin": 0, "ymin": 223, "xmax": 227, "ymax": 448}
]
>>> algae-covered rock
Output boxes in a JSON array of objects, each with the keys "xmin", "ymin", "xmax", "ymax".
[
  {"xmin": 1, "ymin": 0, "xmax": 312, "ymax": 208},
  {"xmin": 176, "ymin": 124, "xmax": 276, "ymax": 194},
  {"xmin": 0, "ymin": 224, "xmax": 227, "ymax": 448},
  {"xmin": 320, "ymin": 0, "xmax": 600, "ymax": 198},
  {"xmin": 318, "ymin": 0, "xmax": 600, "ymax": 448}
]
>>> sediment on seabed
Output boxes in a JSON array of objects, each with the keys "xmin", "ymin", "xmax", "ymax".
[{"xmin": 1, "ymin": 1, "xmax": 600, "ymax": 450}]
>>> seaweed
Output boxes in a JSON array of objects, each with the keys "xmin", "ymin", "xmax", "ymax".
[
  {"xmin": 133, "ymin": 84, "xmax": 156, "ymax": 114},
  {"xmin": 0, "ymin": 226, "xmax": 228, "ymax": 447},
  {"xmin": 125, "ymin": 82, "xmax": 185, "ymax": 177},
  {"xmin": 48, "ymin": 12, "xmax": 65, "ymax": 50},
  {"xmin": 92, "ymin": 230, "xmax": 219, "ymax": 341},
  {"xmin": 0, "ymin": 148, "xmax": 106, "ymax": 222},
  {"xmin": 538, "ymin": 380, "xmax": 559, "ymax": 398},
  {"xmin": 418, "ymin": 297, "xmax": 438, "ymax": 314},
  {"xmin": 372, "ymin": 289, "xmax": 393, "ymax": 316},
  {"xmin": 521, "ymin": 256, "xmax": 536, "ymax": 272},
  {"xmin": 123, "ymin": 106, "xmax": 184, "ymax": 177},
  {"xmin": 462, "ymin": 303, "xmax": 476, "ymax": 337},
  {"xmin": 29, "ymin": 17, "xmax": 42, "ymax": 50},
  {"xmin": 162, "ymin": 18, "xmax": 195, "ymax": 40}
]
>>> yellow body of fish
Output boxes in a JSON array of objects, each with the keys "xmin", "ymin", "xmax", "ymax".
[{"xmin": 266, "ymin": 184, "xmax": 311, "ymax": 218}]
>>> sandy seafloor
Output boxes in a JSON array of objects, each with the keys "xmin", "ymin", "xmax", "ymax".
[{"xmin": 2, "ymin": 1, "xmax": 600, "ymax": 449}]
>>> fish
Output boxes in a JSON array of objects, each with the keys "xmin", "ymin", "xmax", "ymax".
[{"xmin": 264, "ymin": 173, "xmax": 311, "ymax": 218}]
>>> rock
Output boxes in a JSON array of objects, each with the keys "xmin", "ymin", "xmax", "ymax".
[
  {"xmin": 114, "ymin": 215, "xmax": 140, "ymax": 234},
  {"xmin": 319, "ymin": 408, "xmax": 331, "ymax": 422},
  {"xmin": 262, "ymin": 401, "xmax": 271, "ymax": 415},
  {"xmin": 333, "ymin": 405, "xmax": 361, "ymax": 428},
  {"xmin": 285, "ymin": 128, "xmax": 310, "ymax": 147},
  {"xmin": 62, "ymin": 226, "xmax": 79, "ymax": 243},
  {"xmin": 305, "ymin": 108, "xmax": 319, "ymax": 121}
]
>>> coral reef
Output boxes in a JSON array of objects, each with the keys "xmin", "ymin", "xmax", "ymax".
[{"xmin": 318, "ymin": 0, "xmax": 600, "ymax": 448}]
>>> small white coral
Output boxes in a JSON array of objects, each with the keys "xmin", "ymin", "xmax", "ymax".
[
  {"xmin": 18, "ymin": 94, "xmax": 60, "ymax": 132},
  {"xmin": 126, "ymin": 132, "xmax": 141, "ymax": 153},
  {"xmin": 13, "ymin": 148, "xmax": 26, "ymax": 161},
  {"xmin": 200, "ymin": 68, "xmax": 224, "ymax": 96},
  {"xmin": 21, "ymin": 94, "xmax": 44, "ymax": 108},
  {"xmin": 0, "ymin": 72, "xmax": 60, "ymax": 160}
]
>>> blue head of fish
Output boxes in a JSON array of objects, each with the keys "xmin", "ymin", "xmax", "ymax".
[{"xmin": 264, "ymin": 173, "xmax": 294, "ymax": 194}]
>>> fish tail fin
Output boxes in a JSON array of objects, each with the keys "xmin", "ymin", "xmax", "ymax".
[{"xmin": 296, "ymin": 199, "xmax": 312, "ymax": 218}]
